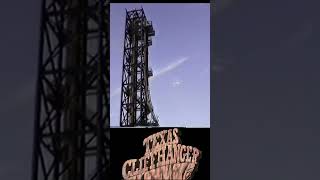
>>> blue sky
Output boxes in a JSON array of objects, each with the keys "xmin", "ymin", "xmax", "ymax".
[{"xmin": 110, "ymin": 3, "xmax": 210, "ymax": 127}]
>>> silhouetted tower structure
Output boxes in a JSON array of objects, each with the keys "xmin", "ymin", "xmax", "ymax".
[
  {"xmin": 120, "ymin": 8, "xmax": 159, "ymax": 127},
  {"xmin": 31, "ymin": 0, "xmax": 110, "ymax": 180}
]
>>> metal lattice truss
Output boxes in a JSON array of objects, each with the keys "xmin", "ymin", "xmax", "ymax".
[
  {"xmin": 120, "ymin": 8, "xmax": 159, "ymax": 127},
  {"xmin": 31, "ymin": 0, "xmax": 110, "ymax": 180}
]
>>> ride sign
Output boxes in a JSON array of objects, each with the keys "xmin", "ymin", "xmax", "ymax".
[{"xmin": 122, "ymin": 128, "xmax": 202, "ymax": 180}]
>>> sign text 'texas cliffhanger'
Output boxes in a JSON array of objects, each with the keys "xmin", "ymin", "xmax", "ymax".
[{"xmin": 122, "ymin": 128, "xmax": 202, "ymax": 180}]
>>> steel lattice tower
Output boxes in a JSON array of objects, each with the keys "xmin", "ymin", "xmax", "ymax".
[
  {"xmin": 31, "ymin": 0, "xmax": 110, "ymax": 179},
  {"xmin": 119, "ymin": 8, "xmax": 159, "ymax": 127}
]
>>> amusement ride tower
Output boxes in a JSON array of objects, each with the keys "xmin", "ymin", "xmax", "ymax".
[{"xmin": 119, "ymin": 8, "xmax": 159, "ymax": 127}]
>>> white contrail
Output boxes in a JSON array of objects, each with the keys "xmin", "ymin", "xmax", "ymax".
[
  {"xmin": 150, "ymin": 56, "xmax": 189, "ymax": 81},
  {"xmin": 110, "ymin": 56, "xmax": 189, "ymax": 98}
]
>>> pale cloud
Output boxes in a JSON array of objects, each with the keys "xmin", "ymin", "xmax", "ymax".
[
  {"xmin": 111, "ymin": 56, "xmax": 189, "ymax": 98},
  {"xmin": 172, "ymin": 80, "xmax": 183, "ymax": 87}
]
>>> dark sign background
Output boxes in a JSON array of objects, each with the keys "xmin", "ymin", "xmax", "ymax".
[{"xmin": 110, "ymin": 128, "xmax": 210, "ymax": 179}]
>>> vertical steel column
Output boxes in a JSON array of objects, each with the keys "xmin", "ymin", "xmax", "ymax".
[{"xmin": 31, "ymin": 0, "xmax": 110, "ymax": 179}]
